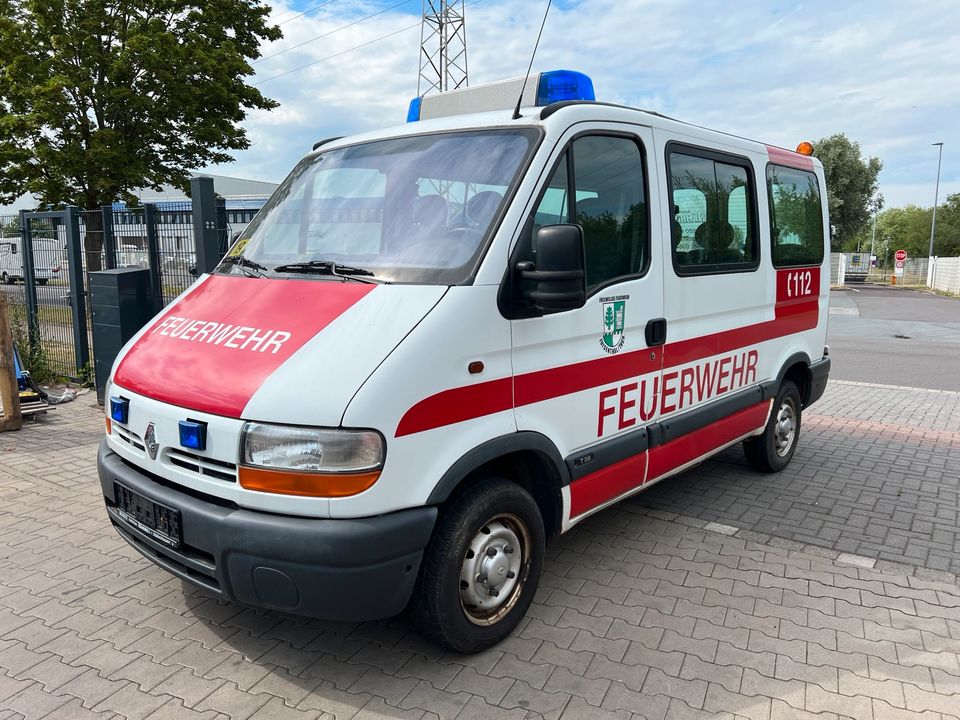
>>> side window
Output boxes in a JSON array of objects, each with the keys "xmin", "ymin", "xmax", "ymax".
[
  {"xmin": 573, "ymin": 136, "xmax": 648, "ymax": 292},
  {"xmin": 767, "ymin": 165, "xmax": 824, "ymax": 267},
  {"xmin": 669, "ymin": 148, "xmax": 758, "ymax": 274},
  {"xmin": 513, "ymin": 135, "xmax": 648, "ymax": 307}
]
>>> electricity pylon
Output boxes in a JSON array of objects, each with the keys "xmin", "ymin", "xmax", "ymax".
[{"xmin": 417, "ymin": 0, "xmax": 468, "ymax": 95}]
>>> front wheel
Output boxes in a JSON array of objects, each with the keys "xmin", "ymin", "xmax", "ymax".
[
  {"xmin": 744, "ymin": 380, "xmax": 801, "ymax": 472},
  {"xmin": 411, "ymin": 478, "xmax": 544, "ymax": 653}
]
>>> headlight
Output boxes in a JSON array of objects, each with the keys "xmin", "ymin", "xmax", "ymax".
[{"xmin": 238, "ymin": 423, "xmax": 385, "ymax": 498}]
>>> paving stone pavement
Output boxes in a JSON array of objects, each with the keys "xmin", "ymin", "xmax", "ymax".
[
  {"xmin": 0, "ymin": 385, "xmax": 959, "ymax": 720},
  {"xmin": 636, "ymin": 380, "xmax": 960, "ymax": 574}
]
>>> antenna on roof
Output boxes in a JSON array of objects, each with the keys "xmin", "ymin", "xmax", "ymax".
[{"xmin": 512, "ymin": 0, "xmax": 552, "ymax": 120}]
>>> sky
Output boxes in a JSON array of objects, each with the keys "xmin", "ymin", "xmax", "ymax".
[
  {"xmin": 1, "ymin": 0, "xmax": 957, "ymax": 213},
  {"xmin": 209, "ymin": 0, "xmax": 959, "ymax": 211}
]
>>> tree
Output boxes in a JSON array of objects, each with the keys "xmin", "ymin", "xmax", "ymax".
[
  {"xmin": 933, "ymin": 193, "xmax": 960, "ymax": 257},
  {"xmin": 0, "ymin": 0, "xmax": 281, "ymax": 268},
  {"xmin": 812, "ymin": 134, "xmax": 882, "ymax": 251}
]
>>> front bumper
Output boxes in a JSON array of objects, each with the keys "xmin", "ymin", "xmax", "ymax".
[
  {"xmin": 98, "ymin": 441, "xmax": 437, "ymax": 621},
  {"xmin": 806, "ymin": 357, "xmax": 831, "ymax": 409}
]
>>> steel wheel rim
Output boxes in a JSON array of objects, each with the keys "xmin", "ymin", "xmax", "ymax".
[
  {"xmin": 774, "ymin": 398, "xmax": 797, "ymax": 457},
  {"xmin": 459, "ymin": 512, "xmax": 531, "ymax": 626}
]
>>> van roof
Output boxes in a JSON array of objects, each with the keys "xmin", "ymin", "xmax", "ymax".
[{"xmin": 313, "ymin": 102, "xmax": 822, "ymax": 173}]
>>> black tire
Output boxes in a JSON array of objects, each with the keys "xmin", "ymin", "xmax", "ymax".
[
  {"xmin": 1, "ymin": 272, "xmax": 10, "ymax": 285},
  {"xmin": 411, "ymin": 478, "xmax": 545, "ymax": 653},
  {"xmin": 744, "ymin": 380, "xmax": 802, "ymax": 472}
]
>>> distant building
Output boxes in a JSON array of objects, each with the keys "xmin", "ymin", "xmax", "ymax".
[{"xmin": 103, "ymin": 173, "xmax": 279, "ymax": 262}]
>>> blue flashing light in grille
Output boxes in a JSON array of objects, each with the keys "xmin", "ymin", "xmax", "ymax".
[
  {"xmin": 178, "ymin": 420, "xmax": 207, "ymax": 451},
  {"xmin": 109, "ymin": 397, "xmax": 129, "ymax": 424},
  {"xmin": 536, "ymin": 70, "xmax": 595, "ymax": 106},
  {"xmin": 406, "ymin": 96, "xmax": 422, "ymax": 123}
]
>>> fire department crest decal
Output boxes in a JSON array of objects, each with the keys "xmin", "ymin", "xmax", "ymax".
[{"xmin": 600, "ymin": 295, "xmax": 627, "ymax": 354}]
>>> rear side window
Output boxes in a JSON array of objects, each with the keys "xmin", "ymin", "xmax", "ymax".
[
  {"xmin": 668, "ymin": 147, "xmax": 758, "ymax": 275},
  {"xmin": 767, "ymin": 165, "xmax": 824, "ymax": 267}
]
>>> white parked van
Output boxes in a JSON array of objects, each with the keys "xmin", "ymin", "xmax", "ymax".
[
  {"xmin": 0, "ymin": 237, "xmax": 61, "ymax": 285},
  {"xmin": 99, "ymin": 71, "xmax": 830, "ymax": 652}
]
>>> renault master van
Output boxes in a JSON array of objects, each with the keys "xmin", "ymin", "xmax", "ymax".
[{"xmin": 98, "ymin": 71, "xmax": 830, "ymax": 652}]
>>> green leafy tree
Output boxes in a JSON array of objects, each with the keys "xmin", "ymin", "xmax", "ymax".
[
  {"xmin": 0, "ymin": 0, "xmax": 281, "ymax": 268},
  {"xmin": 875, "ymin": 205, "xmax": 930, "ymax": 262},
  {"xmin": 812, "ymin": 134, "xmax": 882, "ymax": 251},
  {"xmin": 933, "ymin": 193, "xmax": 960, "ymax": 257}
]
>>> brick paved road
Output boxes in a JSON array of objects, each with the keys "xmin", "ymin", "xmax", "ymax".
[
  {"xmin": 0, "ymin": 387, "xmax": 959, "ymax": 719},
  {"xmin": 635, "ymin": 380, "xmax": 960, "ymax": 574}
]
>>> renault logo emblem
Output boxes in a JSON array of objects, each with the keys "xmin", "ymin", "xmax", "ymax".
[{"xmin": 144, "ymin": 423, "xmax": 159, "ymax": 460}]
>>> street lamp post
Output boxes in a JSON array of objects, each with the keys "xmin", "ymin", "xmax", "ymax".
[{"xmin": 927, "ymin": 142, "xmax": 943, "ymax": 285}]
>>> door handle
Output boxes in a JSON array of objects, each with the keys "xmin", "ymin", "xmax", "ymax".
[{"xmin": 645, "ymin": 317, "xmax": 667, "ymax": 347}]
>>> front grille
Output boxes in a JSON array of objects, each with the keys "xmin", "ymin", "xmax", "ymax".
[
  {"xmin": 114, "ymin": 425, "xmax": 145, "ymax": 454},
  {"xmin": 117, "ymin": 456, "xmax": 239, "ymax": 511},
  {"xmin": 164, "ymin": 448, "xmax": 237, "ymax": 483}
]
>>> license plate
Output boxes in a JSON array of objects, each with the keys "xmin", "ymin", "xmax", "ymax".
[{"xmin": 114, "ymin": 482, "xmax": 182, "ymax": 550}]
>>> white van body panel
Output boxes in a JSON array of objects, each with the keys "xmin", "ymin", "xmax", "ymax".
[
  {"xmin": 339, "ymin": 284, "xmax": 515, "ymax": 518},
  {"xmin": 243, "ymin": 285, "xmax": 448, "ymax": 426}
]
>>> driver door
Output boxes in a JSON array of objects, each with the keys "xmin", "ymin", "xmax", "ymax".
[{"xmin": 509, "ymin": 125, "xmax": 665, "ymax": 526}]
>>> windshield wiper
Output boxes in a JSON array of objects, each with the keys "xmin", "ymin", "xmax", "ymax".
[
  {"xmin": 271, "ymin": 260, "xmax": 384, "ymax": 284},
  {"xmin": 220, "ymin": 255, "xmax": 268, "ymax": 278}
]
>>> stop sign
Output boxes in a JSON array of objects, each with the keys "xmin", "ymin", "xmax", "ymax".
[{"xmin": 895, "ymin": 249, "xmax": 907, "ymax": 262}]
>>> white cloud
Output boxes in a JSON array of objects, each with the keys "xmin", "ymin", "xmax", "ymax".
[{"xmin": 204, "ymin": 0, "xmax": 959, "ymax": 210}]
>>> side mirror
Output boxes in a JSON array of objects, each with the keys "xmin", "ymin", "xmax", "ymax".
[{"xmin": 518, "ymin": 224, "xmax": 586, "ymax": 312}]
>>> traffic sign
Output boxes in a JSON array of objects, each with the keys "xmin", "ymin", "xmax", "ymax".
[
  {"xmin": 895, "ymin": 249, "xmax": 907, "ymax": 262},
  {"xmin": 895, "ymin": 259, "xmax": 905, "ymax": 269}
]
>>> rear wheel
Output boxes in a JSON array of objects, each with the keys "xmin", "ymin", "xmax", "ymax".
[
  {"xmin": 744, "ymin": 380, "xmax": 801, "ymax": 472},
  {"xmin": 411, "ymin": 478, "xmax": 544, "ymax": 653}
]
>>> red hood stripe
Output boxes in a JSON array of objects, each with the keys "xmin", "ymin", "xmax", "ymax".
[{"xmin": 113, "ymin": 275, "xmax": 375, "ymax": 417}]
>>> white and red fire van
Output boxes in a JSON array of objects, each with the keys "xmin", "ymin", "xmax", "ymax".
[{"xmin": 99, "ymin": 71, "xmax": 830, "ymax": 652}]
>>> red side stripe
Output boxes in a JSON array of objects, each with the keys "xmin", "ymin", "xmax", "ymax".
[
  {"xmin": 396, "ymin": 273, "xmax": 820, "ymax": 437},
  {"xmin": 645, "ymin": 401, "xmax": 771, "ymax": 481},
  {"xmin": 395, "ymin": 378, "xmax": 513, "ymax": 438},
  {"xmin": 568, "ymin": 400, "xmax": 771, "ymax": 518},
  {"xmin": 568, "ymin": 453, "xmax": 647, "ymax": 518}
]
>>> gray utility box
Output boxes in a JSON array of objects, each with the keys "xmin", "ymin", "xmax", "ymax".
[{"xmin": 90, "ymin": 268, "xmax": 156, "ymax": 404}]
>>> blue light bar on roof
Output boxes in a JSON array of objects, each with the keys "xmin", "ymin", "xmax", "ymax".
[
  {"xmin": 536, "ymin": 70, "xmax": 595, "ymax": 106},
  {"xmin": 406, "ymin": 96, "xmax": 423, "ymax": 123},
  {"xmin": 406, "ymin": 70, "xmax": 596, "ymax": 122}
]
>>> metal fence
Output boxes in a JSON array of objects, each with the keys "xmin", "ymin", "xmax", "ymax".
[
  {"xmin": 930, "ymin": 256, "xmax": 960, "ymax": 295},
  {"xmin": 1, "ymin": 212, "xmax": 82, "ymax": 379},
  {"xmin": 2, "ymin": 177, "xmax": 249, "ymax": 381}
]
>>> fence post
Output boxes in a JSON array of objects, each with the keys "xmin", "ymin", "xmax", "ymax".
[
  {"xmin": 0, "ymin": 291, "xmax": 22, "ymax": 431},
  {"xmin": 64, "ymin": 206, "xmax": 90, "ymax": 376},
  {"xmin": 101, "ymin": 205, "xmax": 117, "ymax": 270},
  {"xmin": 17, "ymin": 210, "xmax": 40, "ymax": 355},
  {"xmin": 143, "ymin": 203, "xmax": 163, "ymax": 312},
  {"xmin": 838, "ymin": 253, "xmax": 846, "ymax": 287},
  {"xmin": 190, "ymin": 176, "xmax": 221, "ymax": 275}
]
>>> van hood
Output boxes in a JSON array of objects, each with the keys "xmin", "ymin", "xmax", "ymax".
[{"xmin": 113, "ymin": 274, "xmax": 446, "ymax": 424}]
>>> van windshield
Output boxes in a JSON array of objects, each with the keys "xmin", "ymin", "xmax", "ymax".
[{"xmin": 225, "ymin": 129, "xmax": 539, "ymax": 284}]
